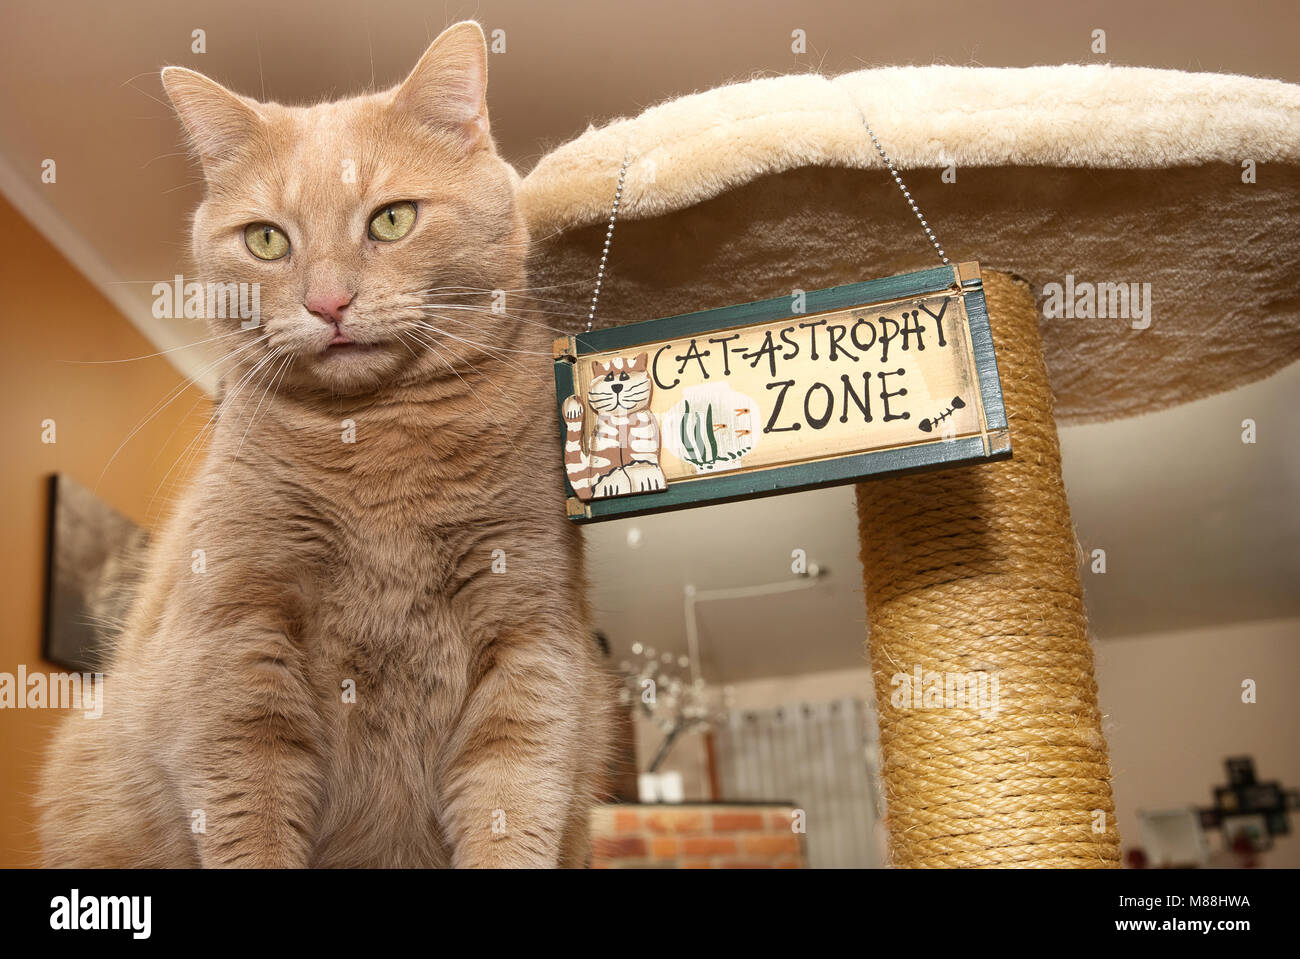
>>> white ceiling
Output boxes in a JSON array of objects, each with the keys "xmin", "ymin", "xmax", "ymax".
[{"xmin": 3, "ymin": 0, "xmax": 1297, "ymax": 681}]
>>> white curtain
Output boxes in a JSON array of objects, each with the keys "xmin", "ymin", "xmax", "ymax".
[{"xmin": 713, "ymin": 696, "xmax": 884, "ymax": 868}]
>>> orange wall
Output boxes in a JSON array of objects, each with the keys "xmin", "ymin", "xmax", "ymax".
[{"xmin": 0, "ymin": 194, "xmax": 209, "ymax": 866}]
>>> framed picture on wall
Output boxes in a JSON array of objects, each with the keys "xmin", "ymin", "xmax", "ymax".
[{"xmin": 42, "ymin": 474, "xmax": 148, "ymax": 673}]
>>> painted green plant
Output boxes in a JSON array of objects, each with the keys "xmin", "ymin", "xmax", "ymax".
[{"xmin": 677, "ymin": 399, "xmax": 749, "ymax": 469}]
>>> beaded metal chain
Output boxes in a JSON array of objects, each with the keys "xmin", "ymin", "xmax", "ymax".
[
  {"xmin": 584, "ymin": 111, "xmax": 948, "ymax": 331},
  {"xmin": 847, "ymin": 103, "xmax": 949, "ymax": 266},
  {"xmin": 585, "ymin": 149, "xmax": 630, "ymax": 334}
]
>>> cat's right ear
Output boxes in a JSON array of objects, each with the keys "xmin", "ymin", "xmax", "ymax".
[{"xmin": 161, "ymin": 66, "xmax": 263, "ymax": 170}]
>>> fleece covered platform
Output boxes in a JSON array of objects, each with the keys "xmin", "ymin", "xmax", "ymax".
[{"xmin": 521, "ymin": 65, "xmax": 1300, "ymax": 423}]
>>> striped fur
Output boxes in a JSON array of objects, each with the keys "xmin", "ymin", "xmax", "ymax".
[{"xmin": 562, "ymin": 353, "xmax": 667, "ymax": 501}]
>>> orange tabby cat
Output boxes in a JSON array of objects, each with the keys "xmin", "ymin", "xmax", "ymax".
[{"xmin": 37, "ymin": 21, "xmax": 614, "ymax": 868}]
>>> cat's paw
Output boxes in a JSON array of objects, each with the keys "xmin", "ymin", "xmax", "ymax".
[{"xmin": 562, "ymin": 396, "xmax": 585, "ymax": 422}]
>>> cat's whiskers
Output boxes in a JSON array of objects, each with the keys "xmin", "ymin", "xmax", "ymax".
[
  {"xmin": 413, "ymin": 286, "xmax": 589, "ymax": 309},
  {"xmin": 411, "ymin": 315, "xmax": 557, "ymax": 356},
  {"xmin": 414, "ymin": 304, "xmax": 577, "ymax": 344},
  {"xmin": 408, "ymin": 292, "xmax": 605, "ymax": 345},
  {"xmin": 399, "ymin": 330, "xmax": 523, "ymax": 453},
  {"xmin": 150, "ymin": 342, "xmax": 282, "ymax": 512},
  {"xmin": 148, "ymin": 401, "xmax": 217, "ymax": 518},
  {"xmin": 403, "ymin": 328, "xmax": 522, "ymax": 408},
  {"xmin": 408, "ymin": 321, "xmax": 551, "ymax": 385},
  {"xmin": 144, "ymin": 392, "xmax": 215, "ymax": 520},
  {"xmin": 408, "ymin": 280, "xmax": 591, "ymax": 304},
  {"xmin": 228, "ymin": 350, "xmax": 294, "ymax": 474},
  {"xmin": 407, "ymin": 322, "xmax": 536, "ymax": 382},
  {"xmin": 393, "ymin": 329, "xmax": 423, "ymax": 365},
  {"xmin": 421, "ymin": 300, "xmax": 587, "ymax": 321},
  {"xmin": 408, "ymin": 290, "xmax": 596, "ymax": 338},
  {"xmin": 414, "ymin": 285, "xmax": 584, "ymax": 299},
  {"xmin": 220, "ymin": 345, "xmax": 285, "ymax": 429},
  {"xmin": 155, "ymin": 337, "xmax": 289, "ymax": 503},
  {"xmin": 419, "ymin": 302, "xmax": 587, "ymax": 329},
  {"xmin": 97, "ymin": 331, "xmax": 271, "ymax": 491},
  {"xmin": 64, "ymin": 325, "xmax": 257, "ymax": 365}
]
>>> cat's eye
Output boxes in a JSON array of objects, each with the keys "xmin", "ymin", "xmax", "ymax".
[
  {"xmin": 368, "ymin": 201, "xmax": 417, "ymax": 242},
  {"xmin": 618, "ymin": 372, "xmax": 629, "ymax": 381},
  {"xmin": 244, "ymin": 223, "xmax": 290, "ymax": 261}
]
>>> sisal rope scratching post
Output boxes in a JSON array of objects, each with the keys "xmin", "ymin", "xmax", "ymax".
[{"xmin": 856, "ymin": 270, "xmax": 1120, "ymax": 868}]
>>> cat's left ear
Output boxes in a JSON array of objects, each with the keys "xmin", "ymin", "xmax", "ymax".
[
  {"xmin": 392, "ymin": 21, "xmax": 491, "ymax": 152},
  {"xmin": 631, "ymin": 353, "xmax": 649, "ymax": 372}
]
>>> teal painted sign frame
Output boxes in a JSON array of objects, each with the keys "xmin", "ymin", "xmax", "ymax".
[{"xmin": 553, "ymin": 262, "xmax": 1009, "ymax": 523}]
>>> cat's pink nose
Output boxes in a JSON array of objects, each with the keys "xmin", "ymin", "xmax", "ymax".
[{"xmin": 306, "ymin": 292, "xmax": 352, "ymax": 324}]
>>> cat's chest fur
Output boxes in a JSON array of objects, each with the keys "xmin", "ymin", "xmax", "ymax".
[
  {"xmin": 303, "ymin": 503, "xmax": 480, "ymax": 709},
  {"xmin": 201, "ymin": 399, "xmax": 561, "ymax": 864},
  {"xmin": 299, "ymin": 516, "xmax": 476, "ymax": 865}
]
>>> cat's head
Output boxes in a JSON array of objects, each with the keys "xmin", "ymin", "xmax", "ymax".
[
  {"xmin": 585, "ymin": 353, "xmax": 653, "ymax": 414},
  {"xmin": 162, "ymin": 21, "xmax": 527, "ymax": 397}
]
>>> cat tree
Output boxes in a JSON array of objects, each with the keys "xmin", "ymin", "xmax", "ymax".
[{"xmin": 521, "ymin": 64, "xmax": 1300, "ymax": 867}]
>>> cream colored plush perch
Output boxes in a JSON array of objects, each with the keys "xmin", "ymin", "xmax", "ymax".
[{"xmin": 522, "ymin": 65, "xmax": 1300, "ymax": 424}]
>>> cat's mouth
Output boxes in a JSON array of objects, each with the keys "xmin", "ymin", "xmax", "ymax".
[{"xmin": 322, "ymin": 330, "xmax": 379, "ymax": 354}]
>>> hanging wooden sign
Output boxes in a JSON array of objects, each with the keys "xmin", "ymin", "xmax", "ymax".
[{"xmin": 553, "ymin": 261, "xmax": 1009, "ymax": 522}]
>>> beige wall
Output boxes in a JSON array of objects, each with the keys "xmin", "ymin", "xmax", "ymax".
[
  {"xmin": 1096, "ymin": 617, "xmax": 1300, "ymax": 867},
  {"xmin": 0, "ymin": 195, "xmax": 208, "ymax": 866}
]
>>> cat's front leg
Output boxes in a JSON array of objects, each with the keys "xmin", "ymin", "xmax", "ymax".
[
  {"xmin": 436, "ymin": 633, "xmax": 585, "ymax": 868},
  {"xmin": 179, "ymin": 614, "xmax": 324, "ymax": 868}
]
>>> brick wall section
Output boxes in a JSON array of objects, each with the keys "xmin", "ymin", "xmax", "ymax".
[{"xmin": 590, "ymin": 804, "xmax": 807, "ymax": 868}]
